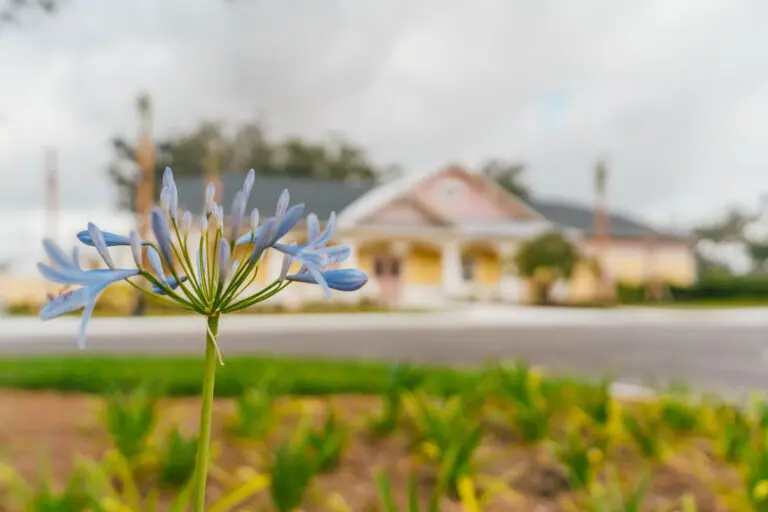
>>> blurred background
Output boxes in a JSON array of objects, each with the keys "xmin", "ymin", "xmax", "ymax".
[
  {"xmin": 1, "ymin": 0, "xmax": 768, "ymax": 312},
  {"xmin": 2, "ymin": 2, "xmax": 768, "ymax": 510}
]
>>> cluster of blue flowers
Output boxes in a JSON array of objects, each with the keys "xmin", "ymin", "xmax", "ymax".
[{"xmin": 37, "ymin": 168, "xmax": 368, "ymax": 348}]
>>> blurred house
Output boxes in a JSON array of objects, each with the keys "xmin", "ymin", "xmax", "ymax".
[{"xmin": 176, "ymin": 165, "xmax": 697, "ymax": 306}]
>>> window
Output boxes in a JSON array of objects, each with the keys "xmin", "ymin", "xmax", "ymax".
[
  {"xmin": 374, "ymin": 257, "xmax": 386, "ymax": 277},
  {"xmin": 461, "ymin": 255, "xmax": 475, "ymax": 282}
]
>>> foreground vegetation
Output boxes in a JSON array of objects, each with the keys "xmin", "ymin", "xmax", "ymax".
[{"xmin": 1, "ymin": 356, "xmax": 768, "ymax": 510}]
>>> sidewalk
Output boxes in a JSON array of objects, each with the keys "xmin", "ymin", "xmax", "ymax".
[{"xmin": 2, "ymin": 303, "xmax": 768, "ymax": 341}]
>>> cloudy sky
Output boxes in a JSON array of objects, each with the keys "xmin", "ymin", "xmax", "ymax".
[{"xmin": 1, "ymin": 0, "xmax": 767, "ymax": 233}]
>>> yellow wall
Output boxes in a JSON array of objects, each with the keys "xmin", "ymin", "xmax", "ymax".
[
  {"xmin": 570, "ymin": 241, "xmax": 697, "ymax": 301},
  {"xmin": 404, "ymin": 245, "xmax": 441, "ymax": 285},
  {"xmin": 357, "ymin": 242, "xmax": 387, "ymax": 278},
  {"xmin": 459, "ymin": 247, "xmax": 500, "ymax": 285},
  {"xmin": 568, "ymin": 261, "xmax": 599, "ymax": 302},
  {"xmin": 593, "ymin": 242, "xmax": 697, "ymax": 288}
]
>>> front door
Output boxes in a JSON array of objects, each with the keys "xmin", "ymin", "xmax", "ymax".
[{"xmin": 374, "ymin": 254, "xmax": 402, "ymax": 305}]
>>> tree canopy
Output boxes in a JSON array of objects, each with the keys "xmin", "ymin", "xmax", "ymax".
[
  {"xmin": 479, "ymin": 158, "xmax": 529, "ymax": 199},
  {"xmin": 0, "ymin": 0, "xmax": 56, "ymax": 32},
  {"xmin": 514, "ymin": 230, "xmax": 579, "ymax": 304},
  {"xmin": 107, "ymin": 120, "xmax": 399, "ymax": 211}
]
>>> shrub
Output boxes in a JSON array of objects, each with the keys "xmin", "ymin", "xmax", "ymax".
[
  {"xmin": 670, "ymin": 276, "xmax": 768, "ymax": 301},
  {"xmin": 102, "ymin": 386, "xmax": 160, "ymax": 465}
]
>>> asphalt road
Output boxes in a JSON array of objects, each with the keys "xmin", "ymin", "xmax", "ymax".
[{"xmin": 2, "ymin": 312, "xmax": 767, "ymax": 397}]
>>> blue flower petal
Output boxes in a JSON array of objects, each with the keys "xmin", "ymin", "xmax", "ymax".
[
  {"xmin": 286, "ymin": 268, "xmax": 368, "ymax": 293},
  {"xmin": 39, "ymin": 287, "xmax": 89, "ymax": 320},
  {"xmin": 88, "ymin": 223, "xmax": 116, "ymax": 269},
  {"xmin": 271, "ymin": 204, "xmax": 305, "ymax": 242},
  {"xmin": 234, "ymin": 224, "xmax": 268, "ymax": 246},
  {"xmin": 38, "ymin": 262, "xmax": 85, "ymax": 286},
  {"xmin": 152, "ymin": 275, "xmax": 188, "ymax": 295},
  {"xmin": 314, "ymin": 211, "xmax": 336, "ymax": 246},
  {"xmin": 147, "ymin": 246, "xmax": 166, "ymax": 282},
  {"xmin": 77, "ymin": 230, "xmax": 133, "ymax": 247},
  {"xmin": 151, "ymin": 208, "xmax": 175, "ymax": 266},
  {"xmin": 43, "ymin": 238, "xmax": 76, "ymax": 270},
  {"xmin": 37, "ymin": 264, "xmax": 139, "ymax": 348},
  {"xmin": 249, "ymin": 218, "xmax": 276, "ymax": 263},
  {"xmin": 306, "ymin": 214, "xmax": 319, "ymax": 243}
]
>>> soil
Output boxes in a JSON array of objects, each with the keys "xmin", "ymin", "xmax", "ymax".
[{"xmin": 0, "ymin": 390, "xmax": 741, "ymax": 511}]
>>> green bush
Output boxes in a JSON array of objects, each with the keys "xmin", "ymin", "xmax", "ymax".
[
  {"xmin": 616, "ymin": 283, "xmax": 651, "ymax": 304},
  {"xmin": 670, "ymin": 276, "xmax": 768, "ymax": 301}
]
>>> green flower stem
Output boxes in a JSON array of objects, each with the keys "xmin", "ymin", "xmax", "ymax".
[
  {"xmin": 222, "ymin": 281, "xmax": 290, "ymax": 313},
  {"xmin": 193, "ymin": 314, "xmax": 220, "ymax": 511},
  {"xmin": 172, "ymin": 217, "xmax": 205, "ymax": 301}
]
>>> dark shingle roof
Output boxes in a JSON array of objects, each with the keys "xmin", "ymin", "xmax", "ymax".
[
  {"xmin": 176, "ymin": 172, "xmax": 685, "ymax": 241},
  {"xmin": 175, "ymin": 172, "xmax": 375, "ymax": 220},
  {"xmin": 527, "ymin": 198, "xmax": 683, "ymax": 240}
]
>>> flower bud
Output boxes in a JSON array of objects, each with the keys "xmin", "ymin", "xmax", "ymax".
[
  {"xmin": 205, "ymin": 182, "xmax": 216, "ymax": 205},
  {"xmin": 181, "ymin": 211, "xmax": 192, "ymax": 235},
  {"xmin": 129, "ymin": 230, "xmax": 142, "ymax": 267},
  {"xmin": 160, "ymin": 186, "xmax": 171, "ymax": 212},
  {"xmin": 229, "ymin": 191, "xmax": 247, "ymax": 241},
  {"xmin": 217, "ymin": 239, "xmax": 231, "ymax": 285},
  {"xmin": 243, "ymin": 168, "xmax": 255, "ymax": 197},
  {"xmin": 214, "ymin": 205, "xmax": 224, "ymax": 229},
  {"xmin": 250, "ymin": 208, "xmax": 260, "ymax": 231}
]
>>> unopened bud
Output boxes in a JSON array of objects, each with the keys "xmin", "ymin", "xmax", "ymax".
[
  {"xmin": 129, "ymin": 231, "xmax": 142, "ymax": 267},
  {"xmin": 181, "ymin": 211, "xmax": 192, "ymax": 234},
  {"xmin": 243, "ymin": 168, "xmax": 255, "ymax": 197},
  {"xmin": 160, "ymin": 186, "xmax": 171, "ymax": 211},
  {"xmin": 205, "ymin": 182, "xmax": 216, "ymax": 205},
  {"xmin": 250, "ymin": 208, "xmax": 260, "ymax": 231}
]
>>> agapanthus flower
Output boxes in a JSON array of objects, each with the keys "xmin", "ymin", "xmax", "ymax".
[{"xmin": 38, "ymin": 167, "xmax": 368, "ymax": 349}]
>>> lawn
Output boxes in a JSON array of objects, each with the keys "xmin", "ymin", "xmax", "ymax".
[{"xmin": 0, "ymin": 355, "xmax": 765, "ymax": 511}]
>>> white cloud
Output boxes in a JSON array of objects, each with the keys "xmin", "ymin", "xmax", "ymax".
[{"xmin": 0, "ymin": 0, "xmax": 766, "ymax": 232}]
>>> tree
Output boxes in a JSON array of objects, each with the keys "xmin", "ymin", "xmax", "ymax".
[
  {"xmin": 479, "ymin": 158, "xmax": 529, "ymax": 199},
  {"xmin": 107, "ymin": 119, "xmax": 393, "ymax": 211},
  {"xmin": 747, "ymin": 242, "xmax": 768, "ymax": 274},
  {"xmin": 514, "ymin": 230, "xmax": 579, "ymax": 305},
  {"xmin": 693, "ymin": 209, "xmax": 752, "ymax": 243},
  {"xmin": 0, "ymin": 0, "xmax": 56, "ymax": 32}
]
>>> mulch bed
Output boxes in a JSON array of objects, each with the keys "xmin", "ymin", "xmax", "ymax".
[{"xmin": 0, "ymin": 390, "xmax": 739, "ymax": 511}]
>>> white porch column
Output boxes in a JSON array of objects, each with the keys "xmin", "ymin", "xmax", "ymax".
[
  {"xmin": 498, "ymin": 242, "xmax": 522, "ymax": 303},
  {"xmin": 441, "ymin": 240, "xmax": 463, "ymax": 297}
]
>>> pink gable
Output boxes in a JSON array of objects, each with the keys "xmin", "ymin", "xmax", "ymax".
[
  {"xmin": 412, "ymin": 168, "xmax": 536, "ymax": 222},
  {"xmin": 361, "ymin": 199, "xmax": 443, "ymax": 226}
]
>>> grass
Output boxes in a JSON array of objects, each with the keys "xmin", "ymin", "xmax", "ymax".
[
  {"xmin": 4, "ymin": 301, "xmax": 430, "ymax": 317},
  {"xmin": 0, "ymin": 355, "xmax": 472, "ymax": 397},
  {"xmin": 623, "ymin": 298, "xmax": 768, "ymax": 309}
]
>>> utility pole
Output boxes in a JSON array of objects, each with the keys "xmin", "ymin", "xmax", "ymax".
[
  {"xmin": 133, "ymin": 93, "xmax": 155, "ymax": 316},
  {"xmin": 593, "ymin": 160, "xmax": 613, "ymax": 302},
  {"xmin": 135, "ymin": 93, "xmax": 155, "ymax": 242},
  {"xmin": 44, "ymin": 147, "xmax": 58, "ymax": 296}
]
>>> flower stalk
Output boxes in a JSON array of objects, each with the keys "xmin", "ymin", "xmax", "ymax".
[
  {"xmin": 193, "ymin": 313, "xmax": 220, "ymax": 511},
  {"xmin": 36, "ymin": 167, "xmax": 369, "ymax": 505}
]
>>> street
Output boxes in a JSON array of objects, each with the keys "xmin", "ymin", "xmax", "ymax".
[{"xmin": 1, "ymin": 307, "xmax": 768, "ymax": 397}]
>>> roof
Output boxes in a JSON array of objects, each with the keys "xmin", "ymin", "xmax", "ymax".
[
  {"xmin": 173, "ymin": 171, "xmax": 685, "ymax": 241},
  {"xmin": 337, "ymin": 165, "xmax": 547, "ymax": 229},
  {"xmin": 527, "ymin": 198, "xmax": 683, "ymax": 240},
  {"xmin": 175, "ymin": 172, "xmax": 375, "ymax": 220}
]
